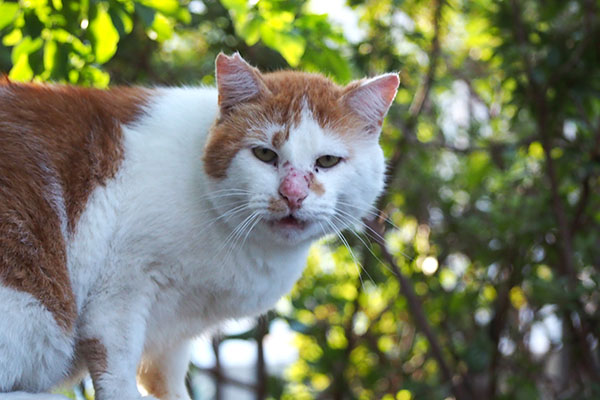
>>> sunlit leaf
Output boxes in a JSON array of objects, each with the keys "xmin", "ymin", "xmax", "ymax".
[
  {"xmin": 89, "ymin": 3, "xmax": 120, "ymax": 64},
  {"xmin": 0, "ymin": 2, "xmax": 19, "ymax": 30},
  {"xmin": 151, "ymin": 12, "xmax": 173, "ymax": 41},
  {"xmin": 109, "ymin": 8, "xmax": 133, "ymax": 35},
  {"xmin": 2, "ymin": 28, "xmax": 22, "ymax": 46},
  {"xmin": 220, "ymin": 0, "xmax": 248, "ymax": 16},
  {"xmin": 9, "ymin": 53, "xmax": 34, "ymax": 81},
  {"xmin": 259, "ymin": 25, "xmax": 305, "ymax": 66},
  {"xmin": 43, "ymin": 38, "xmax": 57, "ymax": 71},
  {"xmin": 82, "ymin": 65, "xmax": 110, "ymax": 87},
  {"xmin": 139, "ymin": 0, "xmax": 181, "ymax": 17},
  {"xmin": 239, "ymin": 17, "xmax": 261, "ymax": 45},
  {"xmin": 11, "ymin": 36, "xmax": 43, "ymax": 64}
]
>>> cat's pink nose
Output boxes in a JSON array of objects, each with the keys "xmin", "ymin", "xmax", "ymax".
[{"xmin": 279, "ymin": 170, "xmax": 309, "ymax": 211}]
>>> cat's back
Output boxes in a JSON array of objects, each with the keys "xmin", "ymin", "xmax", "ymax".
[{"xmin": 0, "ymin": 79, "xmax": 150, "ymax": 330}]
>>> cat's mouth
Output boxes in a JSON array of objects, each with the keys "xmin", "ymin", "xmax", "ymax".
[{"xmin": 272, "ymin": 215, "xmax": 306, "ymax": 230}]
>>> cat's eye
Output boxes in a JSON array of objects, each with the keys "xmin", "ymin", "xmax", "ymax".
[
  {"xmin": 316, "ymin": 155, "xmax": 341, "ymax": 169},
  {"xmin": 253, "ymin": 147, "xmax": 278, "ymax": 164}
]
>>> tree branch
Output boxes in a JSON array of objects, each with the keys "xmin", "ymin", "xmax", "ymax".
[
  {"xmin": 365, "ymin": 219, "xmax": 473, "ymax": 400},
  {"xmin": 255, "ymin": 316, "xmax": 268, "ymax": 400}
]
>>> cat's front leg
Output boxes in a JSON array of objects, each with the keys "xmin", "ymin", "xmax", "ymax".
[
  {"xmin": 78, "ymin": 286, "xmax": 157, "ymax": 400},
  {"xmin": 138, "ymin": 340, "xmax": 192, "ymax": 400}
]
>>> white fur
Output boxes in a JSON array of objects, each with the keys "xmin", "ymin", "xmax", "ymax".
[
  {"xmin": 0, "ymin": 393, "xmax": 69, "ymax": 400},
  {"xmin": 0, "ymin": 287, "xmax": 74, "ymax": 392},
  {"xmin": 1, "ymin": 86, "xmax": 387, "ymax": 399}
]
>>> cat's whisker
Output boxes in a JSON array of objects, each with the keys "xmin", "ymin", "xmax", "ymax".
[
  {"xmin": 226, "ymin": 212, "xmax": 260, "ymax": 255},
  {"xmin": 222, "ymin": 211, "xmax": 264, "ymax": 265},
  {"xmin": 334, "ymin": 207, "xmax": 413, "ymax": 262},
  {"xmin": 193, "ymin": 204, "xmax": 251, "ymax": 239},
  {"xmin": 200, "ymin": 194, "xmax": 250, "ymax": 202},
  {"xmin": 324, "ymin": 219, "xmax": 371, "ymax": 288},
  {"xmin": 197, "ymin": 188, "xmax": 253, "ymax": 198},
  {"xmin": 334, "ymin": 207, "xmax": 386, "ymax": 242},
  {"xmin": 330, "ymin": 214, "xmax": 397, "ymax": 277},
  {"xmin": 206, "ymin": 203, "xmax": 248, "ymax": 223},
  {"xmin": 317, "ymin": 221, "xmax": 328, "ymax": 238},
  {"xmin": 193, "ymin": 199, "xmax": 248, "ymax": 217},
  {"xmin": 238, "ymin": 213, "xmax": 264, "ymax": 250},
  {"xmin": 214, "ymin": 211, "xmax": 261, "ymax": 264},
  {"xmin": 336, "ymin": 200, "xmax": 402, "ymax": 232}
]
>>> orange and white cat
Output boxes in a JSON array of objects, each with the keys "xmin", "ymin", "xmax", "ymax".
[{"xmin": 0, "ymin": 53, "xmax": 398, "ymax": 400}]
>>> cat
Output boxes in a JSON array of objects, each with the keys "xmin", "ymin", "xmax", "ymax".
[{"xmin": 0, "ymin": 52, "xmax": 398, "ymax": 400}]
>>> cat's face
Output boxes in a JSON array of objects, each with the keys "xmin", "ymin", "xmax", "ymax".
[{"xmin": 204, "ymin": 53, "xmax": 398, "ymax": 246}]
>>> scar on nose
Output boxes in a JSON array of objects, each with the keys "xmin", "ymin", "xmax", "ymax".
[
  {"xmin": 269, "ymin": 197, "xmax": 288, "ymax": 213},
  {"xmin": 311, "ymin": 178, "xmax": 325, "ymax": 196}
]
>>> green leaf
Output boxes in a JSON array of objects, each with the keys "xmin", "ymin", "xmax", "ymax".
[
  {"xmin": 151, "ymin": 12, "xmax": 173, "ymax": 41},
  {"xmin": 81, "ymin": 65, "xmax": 110, "ymax": 87},
  {"xmin": 89, "ymin": 3, "xmax": 120, "ymax": 64},
  {"xmin": 302, "ymin": 44, "xmax": 351, "ymax": 82},
  {"xmin": 9, "ymin": 53, "xmax": 34, "ymax": 81},
  {"xmin": 0, "ymin": 2, "xmax": 19, "ymax": 31},
  {"xmin": 11, "ymin": 36, "xmax": 44, "ymax": 64},
  {"xmin": 239, "ymin": 17, "xmax": 261, "ymax": 46},
  {"xmin": 109, "ymin": 8, "xmax": 133, "ymax": 36},
  {"xmin": 3, "ymin": 28, "xmax": 23, "ymax": 46},
  {"xmin": 51, "ymin": 0, "xmax": 62, "ymax": 11},
  {"xmin": 43, "ymin": 39, "xmax": 57, "ymax": 72},
  {"xmin": 220, "ymin": 0, "xmax": 248, "ymax": 16},
  {"xmin": 52, "ymin": 28, "xmax": 91, "ymax": 56},
  {"xmin": 259, "ymin": 26, "xmax": 306, "ymax": 66},
  {"xmin": 138, "ymin": 0, "xmax": 181, "ymax": 17},
  {"xmin": 176, "ymin": 8, "xmax": 191, "ymax": 24}
]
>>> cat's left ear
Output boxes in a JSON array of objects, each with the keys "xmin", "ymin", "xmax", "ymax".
[
  {"xmin": 342, "ymin": 73, "xmax": 399, "ymax": 133},
  {"xmin": 215, "ymin": 52, "xmax": 270, "ymax": 115}
]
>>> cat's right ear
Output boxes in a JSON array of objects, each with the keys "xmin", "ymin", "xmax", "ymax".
[
  {"xmin": 215, "ymin": 52, "xmax": 269, "ymax": 115},
  {"xmin": 341, "ymin": 73, "xmax": 399, "ymax": 134}
]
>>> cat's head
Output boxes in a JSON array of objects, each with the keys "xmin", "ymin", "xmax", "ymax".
[{"xmin": 203, "ymin": 53, "xmax": 398, "ymax": 246}]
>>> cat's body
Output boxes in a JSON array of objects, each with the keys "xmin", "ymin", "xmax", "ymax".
[{"xmin": 0, "ymin": 54, "xmax": 398, "ymax": 400}]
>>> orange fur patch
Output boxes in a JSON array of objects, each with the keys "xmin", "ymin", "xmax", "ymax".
[
  {"xmin": 268, "ymin": 198, "xmax": 288, "ymax": 213},
  {"xmin": 138, "ymin": 366, "xmax": 168, "ymax": 399},
  {"xmin": 78, "ymin": 338, "xmax": 108, "ymax": 379},
  {"xmin": 271, "ymin": 129, "xmax": 288, "ymax": 149},
  {"xmin": 203, "ymin": 105, "xmax": 268, "ymax": 178},
  {"xmin": 260, "ymin": 71, "xmax": 366, "ymax": 134},
  {"xmin": 0, "ymin": 81, "xmax": 149, "ymax": 329},
  {"xmin": 310, "ymin": 178, "xmax": 326, "ymax": 196}
]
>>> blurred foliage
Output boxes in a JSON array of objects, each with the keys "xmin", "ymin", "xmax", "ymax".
[{"xmin": 2, "ymin": 0, "xmax": 600, "ymax": 399}]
